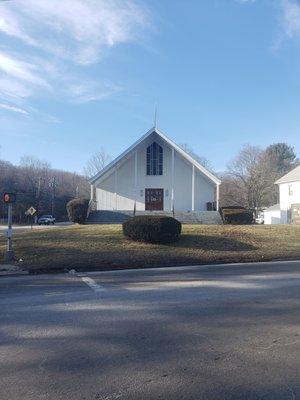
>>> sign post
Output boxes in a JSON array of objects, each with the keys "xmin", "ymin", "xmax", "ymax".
[
  {"xmin": 3, "ymin": 192, "xmax": 16, "ymax": 263},
  {"xmin": 49, "ymin": 177, "xmax": 58, "ymax": 216},
  {"xmin": 25, "ymin": 206, "xmax": 37, "ymax": 229}
]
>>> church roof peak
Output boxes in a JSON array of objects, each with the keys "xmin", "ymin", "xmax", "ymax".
[{"xmin": 89, "ymin": 125, "xmax": 221, "ymax": 185}]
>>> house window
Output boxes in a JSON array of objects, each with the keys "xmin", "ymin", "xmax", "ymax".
[
  {"xmin": 288, "ymin": 185, "xmax": 293, "ymax": 196},
  {"xmin": 146, "ymin": 142, "xmax": 163, "ymax": 175}
]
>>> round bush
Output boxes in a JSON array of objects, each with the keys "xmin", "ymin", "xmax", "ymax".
[
  {"xmin": 66, "ymin": 198, "xmax": 89, "ymax": 224},
  {"xmin": 123, "ymin": 215, "xmax": 182, "ymax": 243}
]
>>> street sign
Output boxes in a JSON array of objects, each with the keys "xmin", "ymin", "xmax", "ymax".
[
  {"xmin": 6, "ymin": 228, "xmax": 12, "ymax": 238},
  {"xmin": 26, "ymin": 206, "xmax": 37, "ymax": 216},
  {"xmin": 3, "ymin": 192, "xmax": 16, "ymax": 203}
]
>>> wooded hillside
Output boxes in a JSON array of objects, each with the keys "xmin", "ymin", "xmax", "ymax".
[{"xmin": 0, "ymin": 156, "xmax": 89, "ymax": 223}]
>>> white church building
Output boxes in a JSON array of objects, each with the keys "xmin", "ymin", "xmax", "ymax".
[{"xmin": 89, "ymin": 126, "xmax": 221, "ymax": 216}]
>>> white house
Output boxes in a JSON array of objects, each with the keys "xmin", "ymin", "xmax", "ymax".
[
  {"xmin": 263, "ymin": 204, "xmax": 281, "ymax": 225},
  {"xmin": 89, "ymin": 126, "xmax": 221, "ymax": 214},
  {"xmin": 265, "ymin": 165, "xmax": 300, "ymax": 224}
]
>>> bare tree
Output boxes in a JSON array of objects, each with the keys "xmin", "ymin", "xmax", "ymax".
[
  {"xmin": 219, "ymin": 173, "xmax": 248, "ymax": 208},
  {"xmin": 180, "ymin": 143, "xmax": 213, "ymax": 172},
  {"xmin": 18, "ymin": 155, "xmax": 52, "ymax": 217},
  {"xmin": 84, "ymin": 147, "xmax": 111, "ymax": 178},
  {"xmin": 220, "ymin": 142, "xmax": 300, "ymax": 209},
  {"xmin": 227, "ymin": 145, "xmax": 263, "ymax": 209},
  {"xmin": 0, "ymin": 154, "xmax": 89, "ymax": 222},
  {"xmin": 20, "ymin": 155, "xmax": 51, "ymax": 171},
  {"xmin": 224, "ymin": 144, "xmax": 278, "ymax": 209},
  {"xmin": 19, "ymin": 155, "xmax": 51, "ymax": 196}
]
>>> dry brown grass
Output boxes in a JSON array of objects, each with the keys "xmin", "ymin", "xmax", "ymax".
[{"xmin": 1, "ymin": 224, "xmax": 299, "ymax": 273}]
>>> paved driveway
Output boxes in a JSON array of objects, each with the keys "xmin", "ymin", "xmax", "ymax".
[{"xmin": 0, "ymin": 261, "xmax": 299, "ymax": 399}]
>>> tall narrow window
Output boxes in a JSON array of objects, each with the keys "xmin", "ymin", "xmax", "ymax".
[{"xmin": 147, "ymin": 142, "xmax": 163, "ymax": 175}]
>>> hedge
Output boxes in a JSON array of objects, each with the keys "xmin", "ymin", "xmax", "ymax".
[
  {"xmin": 66, "ymin": 198, "xmax": 89, "ymax": 224},
  {"xmin": 222, "ymin": 207, "xmax": 254, "ymax": 225},
  {"xmin": 123, "ymin": 215, "xmax": 182, "ymax": 243}
]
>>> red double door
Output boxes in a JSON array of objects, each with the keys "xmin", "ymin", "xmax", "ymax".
[{"xmin": 145, "ymin": 188, "xmax": 164, "ymax": 211}]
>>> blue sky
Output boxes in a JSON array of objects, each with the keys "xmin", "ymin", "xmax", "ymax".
[{"xmin": 0, "ymin": 0, "xmax": 300, "ymax": 173}]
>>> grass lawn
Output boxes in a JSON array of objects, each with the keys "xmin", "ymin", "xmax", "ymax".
[{"xmin": 0, "ymin": 224, "xmax": 299, "ymax": 273}]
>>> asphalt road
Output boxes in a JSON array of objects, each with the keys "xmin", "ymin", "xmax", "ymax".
[{"xmin": 0, "ymin": 261, "xmax": 299, "ymax": 400}]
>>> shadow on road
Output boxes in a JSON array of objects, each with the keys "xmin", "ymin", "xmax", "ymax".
[{"xmin": 0, "ymin": 268, "xmax": 299, "ymax": 399}]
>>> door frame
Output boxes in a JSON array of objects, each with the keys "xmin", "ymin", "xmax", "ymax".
[{"xmin": 145, "ymin": 188, "xmax": 164, "ymax": 211}]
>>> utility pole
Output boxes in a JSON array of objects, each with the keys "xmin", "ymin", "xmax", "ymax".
[
  {"xmin": 36, "ymin": 176, "xmax": 42, "ymax": 223},
  {"xmin": 49, "ymin": 177, "xmax": 58, "ymax": 216},
  {"xmin": 3, "ymin": 192, "xmax": 16, "ymax": 263}
]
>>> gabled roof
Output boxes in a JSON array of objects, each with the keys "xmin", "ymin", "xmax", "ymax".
[
  {"xmin": 89, "ymin": 127, "xmax": 221, "ymax": 185},
  {"xmin": 275, "ymin": 165, "xmax": 300, "ymax": 185}
]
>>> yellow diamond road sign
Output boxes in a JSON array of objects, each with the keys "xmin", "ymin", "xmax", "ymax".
[{"xmin": 27, "ymin": 206, "xmax": 36, "ymax": 216}]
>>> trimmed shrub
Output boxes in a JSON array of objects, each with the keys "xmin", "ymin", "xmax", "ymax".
[
  {"xmin": 123, "ymin": 215, "xmax": 182, "ymax": 243},
  {"xmin": 222, "ymin": 208, "xmax": 254, "ymax": 225},
  {"xmin": 221, "ymin": 206, "xmax": 246, "ymax": 211},
  {"xmin": 66, "ymin": 198, "xmax": 89, "ymax": 224}
]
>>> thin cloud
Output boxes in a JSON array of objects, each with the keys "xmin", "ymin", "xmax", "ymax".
[
  {"xmin": 0, "ymin": 102, "xmax": 29, "ymax": 115},
  {"xmin": 270, "ymin": 0, "xmax": 300, "ymax": 51},
  {"xmin": 0, "ymin": 0, "xmax": 150, "ymax": 65},
  {"xmin": 0, "ymin": 52, "xmax": 50, "ymax": 88},
  {"xmin": 0, "ymin": 77, "xmax": 32, "ymax": 100},
  {"xmin": 0, "ymin": 6, "xmax": 37, "ymax": 46},
  {"xmin": 236, "ymin": 0, "xmax": 300, "ymax": 50},
  {"xmin": 68, "ymin": 81, "xmax": 122, "ymax": 103},
  {"xmin": 281, "ymin": 0, "xmax": 300, "ymax": 38},
  {"xmin": 0, "ymin": 0, "xmax": 151, "ymax": 114}
]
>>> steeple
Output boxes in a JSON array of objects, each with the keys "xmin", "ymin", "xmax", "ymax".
[{"xmin": 154, "ymin": 105, "xmax": 158, "ymax": 130}]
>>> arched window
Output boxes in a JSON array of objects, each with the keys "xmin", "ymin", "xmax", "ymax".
[{"xmin": 146, "ymin": 142, "xmax": 163, "ymax": 175}]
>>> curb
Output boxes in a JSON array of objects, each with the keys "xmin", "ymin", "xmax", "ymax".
[{"xmin": 0, "ymin": 264, "xmax": 29, "ymax": 277}]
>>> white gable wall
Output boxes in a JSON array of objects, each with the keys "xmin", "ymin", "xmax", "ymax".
[
  {"xmin": 94, "ymin": 133, "xmax": 216, "ymax": 211},
  {"xmin": 96, "ymin": 155, "xmax": 137, "ymax": 210},
  {"xmin": 173, "ymin": 154, "xmax": 192, "ymax": 210},
  {"xmin": 173, "ymin": 154, "xmax": 215, "ymax": 211},
  {"xmin": 195, "ymin": 169, "xmax": 216, "ymax": 210}
]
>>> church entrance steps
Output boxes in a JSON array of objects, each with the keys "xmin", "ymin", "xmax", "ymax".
[{"xmin": 86, "ymin": 210, "xmax": 222, "ymax": 225}]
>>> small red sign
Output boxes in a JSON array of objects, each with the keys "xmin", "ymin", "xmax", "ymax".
[{"xmin": 3, "ymin": 192, "xmax": 16, "ymax": 204}]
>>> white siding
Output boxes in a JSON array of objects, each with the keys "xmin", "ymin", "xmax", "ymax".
[
  {"xmin": 94, "ymin": 133, "xmax": 216, "ymax": 211},
  {"xmin": 173, "ymin": 154, "xmax": 192, "ymax": 210},
  {"xmin": 264, "ymin": 210, "xmax": 281, "ymax": 225},
  {"xmin": 279, "ymin": 181, "xmax": 300, "ymax": 223},
  {"xmin": 194, "ymin": 169, "xmax": 215, "ymax": 211},
  {"xmin": 96, "ymin": 174, "xmax": 116, "ymax": 210}
]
